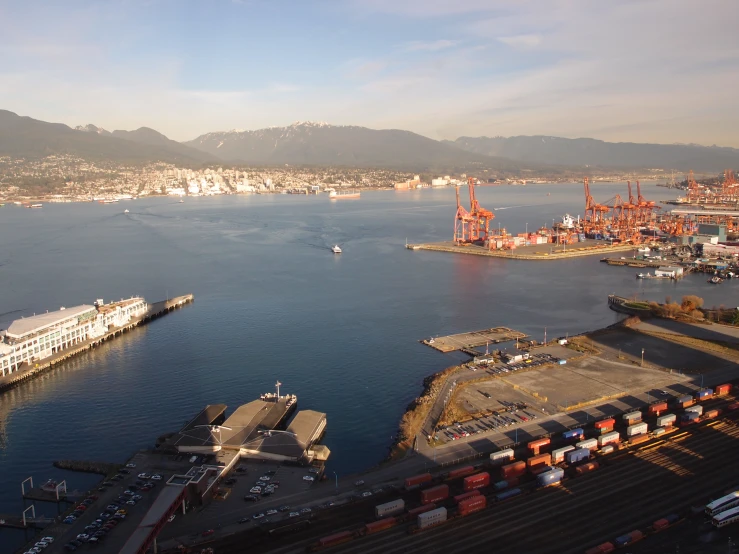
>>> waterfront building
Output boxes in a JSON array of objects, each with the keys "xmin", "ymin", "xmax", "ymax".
[{"xmin": 0, "ymin": 297, "xmax": 147, "ymax": 376}]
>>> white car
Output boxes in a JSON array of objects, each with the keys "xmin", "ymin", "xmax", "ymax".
[
  {"xmin": 76, "ymin": 534, "xmax": 89, "ymax": 541},
  {"xmin": 126, "ymin": 463, "xmax": 136, "ymax": 468},
  {"xmin": 266, "ymin": 509, "xmax": 278, "ymax": 516},
  {"xmin": 361, "ymin": 491, "xmax": 372, "ymax": 497},
  {"xmin": 137, "ymin": 473, "xmax": 151, "ymax": 479},
  {"xmin": 288, "ymin": 512, "xmax": 300, "ymax": 518},
  {"xmin": 167, "ymin": 514, "xmax": 176, "ymax": 522},
  {"xmin": 34, "ymin": 543, "xmax": 48, "ymax": 549},
  {"xmin": 151, "ymin": 474, "xmax": 162, "ymax": 481},
  {"xmin": 250, "ymin": 487, "xmax": 262, "ymax": 494},
  {"xmin": 259, "ymin": 475, "xmax": 271, "ymax": 481},
  {"xmin": 300, "ymin": 507, "xmax": 312, "ymax": 513},
  {"xmin": 41, "ymin": 538, "xmax": 54, "ymax": 544},
  {"xmin": 302, "ymin": 476, "xmax": 314, "ymax": 482}
]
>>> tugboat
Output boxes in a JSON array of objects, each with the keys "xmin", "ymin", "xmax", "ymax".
[{"xmin": 331, "ymin": 245, "xmax": 342, "ymax": 254}]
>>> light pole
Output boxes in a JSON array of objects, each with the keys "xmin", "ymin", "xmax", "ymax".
[
  {"xmin": 641, "ymin": 348, "xmax": 645, "ymax": 367},
  {"xmin": 526, "ymin": 222, "xmax": 528, "ymax": 236},
  {"xmin": 333, "ymin": 471, "xmax": 338, "ymax": 493}
]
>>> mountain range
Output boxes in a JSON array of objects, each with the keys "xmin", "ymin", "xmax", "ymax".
[{"xmin": 1, "ymin": 109, "xmax": 737, "ymax": 173}]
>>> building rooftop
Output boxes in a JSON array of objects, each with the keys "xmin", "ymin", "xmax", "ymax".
[
  {"xmin": 5, "ymin": 305, "xmax": 96, "ymax": 339},
  {"xmin": 286, "ymin": 410, "xmax": 326, "ymax": 446}
]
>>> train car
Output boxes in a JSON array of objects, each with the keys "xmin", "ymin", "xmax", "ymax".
[
  {"xmin": 447, "ymin": 466, "xmax": 476, "ymax": 480},
  {"xmin": 454, "ymin": 490, "xmax": 481, "ymax": 504},
  {"xmin": 626, "ymin": 422, "xmax": 648, "ymax": 437},
  {"xmin": 712, "ymin": 505, "xmax": 739, "ymax": 528},
  {"xmin": 375, "ymin": 499, "xmax": 405, "ymax": 519},
  {"xmin": 404, "ymin": 473, "xmax": 433, "ymax": 490},
  {"xmin": 416, "ymin": 507, "xmax": 447, "ymax": 531},
  {"xmin": 457, "ymin": 495, "xmax": 486, "ymax": 516},
  {"xmin": 576, "ymin": 438, "xmax": 598, "ymax": 451},
  {"xmin": 463, "ymin": 472, "xmax": 490, "ymax": 492},
  {"xmin": 706, "ymin": 491, "xmax": 739, "ymax": 517},
  {"xmin": 613, "ymin": 530, "xmax": 644, "ymax": 548},
  {"xmin": 715, "ymin": 383, "xmax": 732, "ymax": 396},
  {"xmin": 420, "ymin": 484, "xmax": 449, "ymax": 505},
  {"xmin": 566, "ymin": 448, "xmax": 591, "ymax": 464},
  {"xmin": 495, "ymin": 488, "xmax": 522, "ymax": 502},
  {"xmin": 489, "ymin": 448, "xmax": 514, "ymax": 465},
  {"xmin": 597, "ymin": 431, "xmax": 619, "ymax": 448},
  {"xmin": 536, "ymin": 467, "xmax": 564, "ymax": 487},
  {"xmin": 584, "ymin": 542, "xmax": 615, "ymax": 554},
  {"xmin": 651, "ymin": 513, "xmax": 681, "ymax": 532},
  {"xmin": 527, "ymin": 453, "xmax": 551, "ymax": 472},
  {"xmin": 623, "ymin": 411, "xmax": 642, "ymax": 425},
  {"xmin": 360, "ymin": 517, "xmax": 397, "ymax": 536},
  {"xmin": 309, "ymin": 531, "xmax": 355, "ymax": 551}
]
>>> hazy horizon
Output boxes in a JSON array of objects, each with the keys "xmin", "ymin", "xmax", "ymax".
[{"xmin": 2, "ymin": 0, "xmax": 738, "ymax": 146}]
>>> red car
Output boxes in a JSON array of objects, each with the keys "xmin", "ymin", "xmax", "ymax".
[{"xmin": 202, "ymin": 529, "xmax": 215, "ymax": 537}]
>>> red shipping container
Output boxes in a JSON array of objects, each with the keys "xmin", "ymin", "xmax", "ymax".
[
  {"xmin": 405, "ymin": 473, "xmax": 432, "ymax": 489},
  {"xmin": 463, "ymin": 472, "xmax": 490, "ymax": 492},
  {"xmin": 501, "ymin": 461, "xmax": 526, "ymax": 479},
  {"xmin": 447, "ymin": 466, "xmax": 475, "ymax": 480},
  {"xmin": 407, "ymin": 503, "xmax": 436, "ymax": 517},
  {"xmin": 716, "ymin": 384, "xmax": 731, "ymax": 396},
  {"xmin": 420, "ymin": 484, "xmax": 449, "ymax": 505},
  {"xmin": 318, "ymin": 531, "xmax": 354, "ymax": 547},
  {"xmin": 574, "ymin": 462, "xmax": 599, "ymax": 476},
  {"xmin": 630, "ymin": 434, "xmax": 650, "ymax": 445},
  {"xmin": 594, "ymin": 418, "xmax": 615, "ymax": 430},
  {"xmin": 363, "ymin": 517, "xmax": 397, "ymax": 535},
  {"xmin": 506, "ymin": 477, "xmax": 519, "ymax": 487},
  {"xmin": 728, "ymin": 402, "xmax": 739, "ymax": 411},
  {"xmin": 648, "ymin": 402, "xmax": 668, "ymax": 415},
  {"xmin": 652, "ymin": 518, "xmax": 670, "ymax": 531},
  {"xmin": 454, "ymin": 490, "xmax": 481, "ymax": 504},
  {"xmin": 585, "ymin": 543, "xmax": 615, "ymax": 554},
  {"xmin": 458, "ymin": 495, "xmax": 487, "ymax": 517},
  {"xmin": 527, "ymin": 438, "xmax": 550, "ymax": 451},
  {"xmin": 527, "ymin": 453, "xmax": 551, "ymax": 471}
]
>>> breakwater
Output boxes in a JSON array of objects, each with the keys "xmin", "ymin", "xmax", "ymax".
[{"xmin": 53, "ymin": 460, "xmax": 122, "ymax": 476}]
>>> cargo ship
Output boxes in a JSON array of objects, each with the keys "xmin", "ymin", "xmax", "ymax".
[{"xmin": 329, "ymin": 190, "xmax": 360, "ymax": 199}]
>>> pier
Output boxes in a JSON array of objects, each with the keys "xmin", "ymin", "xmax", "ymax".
[
  {"xmin": 406, "ymin": 241, "xmax": 637, "ymax": 260},
  {"xmin": 600, "ymin": 257, "xmax": 670, "ymax": 268},
  {"xmin": 0, "ymin": 294, "xmax": 194, "ymax": 394},
  {"xmin": 0, "ymin": 514, "xmax": 54, "ymax": 530},
  {"xmin": 423, "ymin": 327, "xmax": 528, "ymax": 353}
]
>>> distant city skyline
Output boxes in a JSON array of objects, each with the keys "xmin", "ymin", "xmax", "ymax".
[{"xmin": 2, "ymin": 0, "xmax": 738, "ymax": 147}]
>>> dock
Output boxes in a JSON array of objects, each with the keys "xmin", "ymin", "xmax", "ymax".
[
  {"xmin": 0, "ymin": 294, "xmax": 194, "ymax": 394},
  {"xmin": 600, "ymin": 257, "xmax": 672, "ymax": 268},
  {"xmin": 423, "ymin": 327, "xmax": 528, "ymax": 353},
  {"xmin": 406, "ymin": 241, "xmax": 637, "ymax": 260},
  {"xmin": 21, "ymin": 488, "xmax": 84, "ymax": 503},
  {"xmin": 0, "ymin": 515, "xmax": 54, "ymax": 529}
]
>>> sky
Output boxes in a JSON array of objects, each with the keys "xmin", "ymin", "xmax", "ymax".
[{"xmin": 1, "ymin": 0, "xmax": 738, "ymax": 146}]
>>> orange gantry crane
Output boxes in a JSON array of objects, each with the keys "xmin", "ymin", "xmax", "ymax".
[
  {"xmin": 582, "ymin": 177, "xmax": 610, "ymax": 233},
  {"xmin": 454, "ymin": 177, "xmax": 495, "ymax": 244}
]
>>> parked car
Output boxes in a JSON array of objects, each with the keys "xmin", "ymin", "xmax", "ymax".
[
  {"xmin": 124, "ymin": 462, "xmax": 136, "ymax": 468},
  {"xmin": 266, "ymin": 509, "xmax": 278, "ymax": 516},
  {"xmin": 151, "ymin": 474, "xmax": 162, "ymax": 481},
  {"xmin": 238, "ymin": 517, "xmax": 249, "ymax": 524},
  {"xmin": 202, "ymin": 529, "xmax": 215, "ymax": 537},
  {"xmin": 302, "ymin": 476, "xmax": 314, "ymax": 482},
  {"xmin": 167, "ymin": 515, "xmax": 175, "ymax": 522},
  {"xmin": 252, "ymin": 513, "xmax": 265, "ymax": 520},
  {"xmin": 243, "ymin": 495, "xmax": 258, "ymax": 502}
]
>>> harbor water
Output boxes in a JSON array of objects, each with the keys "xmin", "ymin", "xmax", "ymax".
[{"xmin": 0, "ymin": 183, "xmax": 734, "ymax": 551}]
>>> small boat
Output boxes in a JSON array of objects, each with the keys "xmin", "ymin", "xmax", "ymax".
[
  {"xmin": 124, "ymin": 209, "xmax": 129, "ymax": 213},
  {"xmin": 179, "ymin": 199, "xmax": 184, "ymax": 203},
  {"xmin": 708, "ymin": 276, "xmax": 723, "ymax": 284},
  {"xmin": 331, "ymin": 245, "xmax": 342, "ymax": 254},
  {"xmin": 637, "ymin": 246, "xmax": 650, "ymax": 253},
  {"xmin": 636, "ymin": 273, "xmax": 649, "ymax": 279},
  {"xmin": 27, "ymin": 203, "xmax": 42, "ymax": 208}
]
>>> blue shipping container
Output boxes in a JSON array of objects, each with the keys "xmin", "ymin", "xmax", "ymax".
[
  {"xmin": 496, "ymin": 488, "xmax": 521, "ymax": 501},
  {"xmin": 563, "ymin": 428, "xmax": 583, "ymax": 440},
  {"xmin": 614, "ymin": 534, "xmax": 633, "ymax": 547},
  {"xmin": 537, "ymin": 468, "xmax": 564, "ymax": 487},
  {"xmin": 565, "ymin": 448, "xmax": 590, "ymax": 464},
  {"xmin": 698, "ymin": 389, "xmax": 713, "ymax": 398},
  {"xmin": 494, "ymin": 480, "xmax": 509, "ymax": 491}
]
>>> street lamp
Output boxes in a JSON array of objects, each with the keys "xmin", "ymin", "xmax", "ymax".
[
  {"xmin": 641, "ymin": 348, "xmax": 645, "ymax": 367},
  {"xmin": 333, "ymin": 471, "xmax": 338, "ymax": 492}
]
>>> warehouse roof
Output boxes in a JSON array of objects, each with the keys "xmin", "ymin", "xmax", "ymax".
[
  {"xmin": 286, "ymin": 410, "xmax": 326, "ymax": 445},
  {"xmin": 5, "ymin": 305, "xmax": 97, "ymax": 339}
]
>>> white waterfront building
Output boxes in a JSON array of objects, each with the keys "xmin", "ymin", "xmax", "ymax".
[{"xmin": 0, "ymin": 297, "xmax": 147, "ymax": 376}]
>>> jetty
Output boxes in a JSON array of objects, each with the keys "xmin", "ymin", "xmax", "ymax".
[
  {"xmin": 407, "ymin": 241, "xmax": 636, "ymax": 260},
  {"xmin": 423, "ymin": 327, "xmax": 528, "ymax": 353},
  {"xmin": 0, "ymin": 294, "xmax": 194, "ymax": 393}
]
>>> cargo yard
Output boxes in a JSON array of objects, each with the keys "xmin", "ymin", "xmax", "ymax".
[{"xmin": 408, "ymin": 174, "xmax": 739, "ymax": 264}]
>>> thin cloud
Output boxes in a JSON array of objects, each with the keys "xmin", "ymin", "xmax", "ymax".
[
  {"xmin": 497, "ymin": 34, "xmax": 541, "ymax": 48},
  {"xmin": 404, "ymin": 39, "xmax": 458, "ymax": 52}
]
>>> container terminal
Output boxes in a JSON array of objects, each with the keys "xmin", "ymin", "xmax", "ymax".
[
  {"xmin": 407, "ymin": 175, "xmax": 739, "ymax": 261},
  {"xmin": 9, "ymin": 300, "xmax": 739, "ymax": 554}
]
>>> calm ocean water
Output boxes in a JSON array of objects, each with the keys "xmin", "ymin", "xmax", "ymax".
[{"xmin": 0, "ymin": 183, "xmax": 734, "ymax": 550}]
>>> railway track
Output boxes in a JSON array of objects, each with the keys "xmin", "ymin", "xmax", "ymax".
[
  {"xmin": 327, "ymin": 415, "xmax": 739, "ymax": 554},
  {"xmin": 208, "ymin": 403, "xmax": 739, "ymax": 554}
]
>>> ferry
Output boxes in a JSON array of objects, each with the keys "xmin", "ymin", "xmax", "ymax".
[
  {"xmin": 329, "ymin": 190, "xmax": 360, "ymax": 199},
  {"xmin": 331, "ymin": 245, "xmax": 342, "ymax": 254}
]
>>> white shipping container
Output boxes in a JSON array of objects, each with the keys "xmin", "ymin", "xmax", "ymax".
[
  {"xmin": 685, "ymin": 405, "xmax": 704, "ymax": 416},
  {"xmin": 576, "ymin": 438, "xmax": 598, "ymax": 451},
  {"xmin": 418, "ymin": 507, "xmax": 447, "ymax": 529},
  {"xmin": 627, "ymin": 422, "xmax": 648, "ymax": 437},
  {"xmin": 490, "ymin": 449, "xmax": 514, "ymax": 464},
  {"xmin": 375, "ymin": 499, "xmax": 405, "ymax": 519},
  {"xmin": 623, "ymin": 411, "xmax": 642, "ymax": 422},
  {"xmin": 597, "ymin": 431, "xmax": 620, "ymax": 447},
  {"xmin": 551, "ymin": 446, "xmax": 575, "ymax": 463},
  {"xmin": 656, "ymin": 414, "xmax": 676, "ymax": 427},
  {"xmin": 653, "ymin": 427, "xmax": 666, "ymax": 436},
  {"xmin": 600, "ymin": 445, "xmax": 615, "ymax": 454}
]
